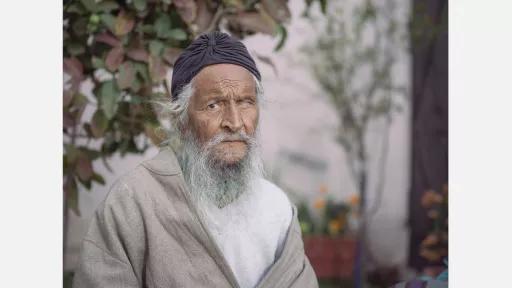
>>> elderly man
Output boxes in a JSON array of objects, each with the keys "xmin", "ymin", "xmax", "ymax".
[{"xmin": 73, "ymin": 31, "xmax": 318, "ymax": 288}]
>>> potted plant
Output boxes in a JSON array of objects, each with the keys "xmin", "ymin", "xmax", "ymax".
[{"xmin": 299, "ymin": 188, "xmax": 359, "ymax": 280}]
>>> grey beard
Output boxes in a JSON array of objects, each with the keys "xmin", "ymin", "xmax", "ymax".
[{"xmin": 176, "ymin": 129, "xmax": 263, "ymax": 208}]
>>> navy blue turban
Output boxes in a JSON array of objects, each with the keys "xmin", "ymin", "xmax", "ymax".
[{"xmin": 170, "ymin": 31, "xmax": 261, "ymax": 101}]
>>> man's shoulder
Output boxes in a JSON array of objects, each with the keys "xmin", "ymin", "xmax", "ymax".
[{"xmin": 102, "ymin": 147, "xmax": 184, "ymax": 207}]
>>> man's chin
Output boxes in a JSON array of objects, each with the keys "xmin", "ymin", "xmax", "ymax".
[{"xmin": 210, "ymin": 147, "xmax": 248, "ymax": 167}]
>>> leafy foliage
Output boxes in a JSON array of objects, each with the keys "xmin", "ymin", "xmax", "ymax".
[{"xmin": 63, "ymin": 0, "xmax": 325, "ymax": 216}]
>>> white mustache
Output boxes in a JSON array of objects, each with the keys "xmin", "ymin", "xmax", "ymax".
[{"xmin": 204, "ymin": 131, "xmax": 255, "ymax": 150}]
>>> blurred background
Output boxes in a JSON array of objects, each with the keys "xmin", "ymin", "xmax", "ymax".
[{"xmin": 63, "ymin": 0, "xmax": 447, "ymax": 287}]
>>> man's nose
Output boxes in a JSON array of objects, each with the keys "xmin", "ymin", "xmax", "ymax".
[{"xmin": 221, "ymin": 101, "xmax": 243, "ymax": 133}]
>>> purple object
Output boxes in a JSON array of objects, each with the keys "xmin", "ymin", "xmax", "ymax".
[{"xmin": 170, "ymin": 31, "xmax": 261, "ymax": 100}]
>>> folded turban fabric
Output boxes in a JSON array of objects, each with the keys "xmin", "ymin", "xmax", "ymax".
[{"xmin": 171, "ymin": 31, "xmax": 261, "ymax": 101}]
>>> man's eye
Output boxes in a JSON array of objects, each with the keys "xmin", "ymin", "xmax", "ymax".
[
  {"xmin": 238, "ymin": 99, "xmax": 255, "ymax": 108},
  {"xmin": 206, "ymin": 103, "xmax": 219, "ymax": 110}
]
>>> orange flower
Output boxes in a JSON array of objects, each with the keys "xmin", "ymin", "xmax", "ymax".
[
  {"xmin": 420, "ymin": 248, "xmax": 441, "ymax": 262},
  {"xmin": 328, "ymin": 220, "xmax": 342, "ymax": 235},
  {"xmin": 442, "ymin": 184, "xmax": 448, "ymax": 195},
  {"xmin": 428, "ymin": 210, "xmax": 439, "ymax": 219},
  {"xmin": 313, "ymin": 198, "xmax": 326, "ymax": 210},
  {"xmin": 421, "ymin": 234, "xmax": 438, "ymax": 247},
  {"xmin": 421, "ymin": 190, "xmax": 440, "ymax": 208},
  {"xmin": 348, "ymin": 194, "xmax": 360, "ymax": 207}
]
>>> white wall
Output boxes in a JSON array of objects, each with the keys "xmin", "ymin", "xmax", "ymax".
[{"xmin": 66, "ymin": 0, "xmax": 411, "ymax": 272}]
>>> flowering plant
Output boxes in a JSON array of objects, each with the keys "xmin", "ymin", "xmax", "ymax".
[
  {"xmin": 419, "ymin": 184, "xmax": 448, "ymax": 263},
  {"xmin": 298, "ymin": 185, "xmax": 359, "ymax": 236}
]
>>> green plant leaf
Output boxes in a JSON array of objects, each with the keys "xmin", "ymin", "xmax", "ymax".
[
  {"xmin": 319, "ymin": 0, "xmax": 327, "ymax": 14},
  {"xmin": 149, "ymin": 40, "xmax": 165, "ymax": 56},
  {"xmin": 91, "ymin": 109, "xmax": 109, "ymax": 138},
  {"xmin": 96, "ymin": 1, "xmax": 120, "ymax": 13},
  {"xmin": 99, "ymin": 80, "xmax": 121, "ymax": 119},
  {"xmin": 67, "ymin": 42, "xmax": 86, "ymax": 56},
  {"xmin": 100, "ymin": 13, "xmax": 116, "ymax": 32},
  {"xmin": 274, "ymin": 24, "xmax": 287, "ymax": 51},
  {"xmin": 72, "ymin": 17, "xmax": 88, "ymax": 36},
  {"xmin": 80, "ymin": 0, "xmax": 98, "ymax": 12},
  {"xmin": 91, "ymin": 172, "xmax": 106, "ymax": 185},
  {"xmin": 167, "ymin": 28, "xmax": 187, "ymax": 41},
  {"xmin": 91, "ymin": 56, "xmax": 105, "ymax": 69},
  {"xmin": 134, "ymin": 0, "xmax": 147, "ymax": 12},
  {"xmin": 117, "ymin": 61, "xmax": 136, "ymax": 90},
  {"xmin": 133, "ymin": 62, "xmax": 150, "ymax": 83},
  {"xmin": 66, "ymin": 3, "xmax": 87, "ymax": 15},
  {"xmin": 154, "ymin": 14, "xmax": 172, "ymax": 39}
]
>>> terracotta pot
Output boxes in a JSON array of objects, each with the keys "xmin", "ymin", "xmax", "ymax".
[{"xmin": 303, "ymin": 235, "xmax": 357, "ymax": 279}]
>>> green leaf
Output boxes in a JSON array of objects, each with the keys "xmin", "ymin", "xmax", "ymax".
[
  {"xmin": 91, "ymin": 56, "xmax": 105, "ymax": 69},
  {"xmin": 319, "ymin": 0, "xmax": 327, "ymax": 14},
  {"xmin": 80, "ymin": 0, "xmax": 98, "ymax": 12},
  {"xmin": 167, "ymin": 28, "xmax": 187, "ymax": 41},
  {"xmin": 133, "ymin": 62, "xmax": 150, "ymax": 83},
  {"xmin": 100, "ymin": 13, "xmax": 116, "ymax": 32},
  {"xmin": 99, "ymin": 80, "xmax": 120, "ymax": 119},
  {"xmin": 96, "ymin": 1, "xmax": 120, "ymax": 13},
  {"xmin": 129, "ymin": 94, "xmax": 143, "ymax": 104},
  {"xmin": 91, "ymin": 173, "xmax": 106, "ymax": 185},
  {"xmin": 149, "ymin": 40, "xmax": 165, "ymax": 56},
  {"xmin": 129, "ymin": 78, "xmax": 142, "ymax": 93},
  {"xmin": 65, "ymin": 145, "xmax": 80, "ymax": 166},
  {"xmin": 81, "ymin": 147, "xmax": 102, "ymax": 160},
  {"xmin": 91, "ymin": 109, "xmax": 109, "ymax": 138},
  {"xmin": 117, "ymin": 61, "xmax": 136, "ymax": 90},
  {"xmin": 134, "ymin": 0, "xmax": 147, "ymax": 12},
  {"xmin": 66, "ymin": 3, "xmax": 87, "ymax": 15},
  {"xmin": 154, "ymin": 14, "xmax": 172, "ymax": 39},
  {"xmin": 274, "ymin": 25, "xmax": 287, "ymax": 51},
  {"xmin": 67, "ymin": 42, "xmax": 86, "ymax": 56}
]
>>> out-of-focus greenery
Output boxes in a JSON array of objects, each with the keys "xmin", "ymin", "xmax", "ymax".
[{"xmin": 63, "ymin": 0, "xmax": 327, "ymax": 216}]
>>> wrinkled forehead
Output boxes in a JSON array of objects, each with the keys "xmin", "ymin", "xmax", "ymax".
[{"xmin": 192, "ymin": 63, "xmax": 257, "ymax": 97}]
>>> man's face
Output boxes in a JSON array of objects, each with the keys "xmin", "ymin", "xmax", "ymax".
[{"xmin": 186, "ymin": 63, "xmax": 259, "ymax": 166}]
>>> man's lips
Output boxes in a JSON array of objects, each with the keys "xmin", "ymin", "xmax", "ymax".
[{"xmin": 221, "ymin": 140, "xmax": 245, "ymax": 143}]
